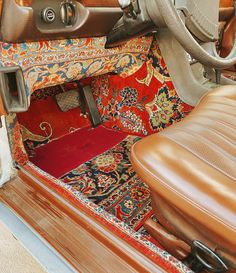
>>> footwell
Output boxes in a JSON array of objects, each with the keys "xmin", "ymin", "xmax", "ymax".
[
  {"xmin": 30, "ymin": 126, "xmax": 152, "ymax": 231},
  {"xmin": 23, "ymin": 125, "xmax": 194, "ymax": 273}
]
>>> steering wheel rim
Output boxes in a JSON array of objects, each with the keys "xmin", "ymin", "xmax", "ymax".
[{"xmin": 146, "ymin": 0, "xmax": 236, "ymax": 69}]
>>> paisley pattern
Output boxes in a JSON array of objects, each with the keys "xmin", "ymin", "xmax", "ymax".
[
  {"xmin": 20, "ymin": 123, "xmax": 53, "ymax": 156},
  {"xmin": 0, "ymin": 36, "xmax": 153, "ymax": 95},
  {"xmin": 145, "ymin": 86, "xmax": 177, "ymax": 129},
  {"xmin": 61, "ymin": 136, "xmax": 152, "ymax": 230},
  {"xmin": 16, "ymin": 81, "xmax": 91, "ymax": 155},
  {"xmin": 8, "ymin": 40, "xmax": 193, "ymax": 164},
  {"xmin": 92, "ymin": 40, "xmax": 193, "ymax": 136},
  {"xmin": 4, "ymin": 38, "xmax": 194, "ymax": 271},
  {"xmin": 2, "ymin": 31, "xmax": 196, "ymax": 272}
]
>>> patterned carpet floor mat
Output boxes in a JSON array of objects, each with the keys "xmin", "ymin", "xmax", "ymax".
[
  {"xmin": 30, "ymin": 125, "xmax": 156, "ymax": 237},
  {"xmin": 60, "ymin": 134, "xmax": 153, "ymax": 231},
  {"xmin": 13, "ymin": 39, "xmax": 197, "ymax": 256}
]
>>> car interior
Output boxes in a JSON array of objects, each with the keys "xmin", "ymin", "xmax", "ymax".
[{"xmin": 0, "ymin": 0, "xmax": 235, "ymax": 272}]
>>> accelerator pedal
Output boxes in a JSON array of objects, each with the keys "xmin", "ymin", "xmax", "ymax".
[{"xmin": 78, "ymin": 84, "xmax": 101, "ymax": 127}]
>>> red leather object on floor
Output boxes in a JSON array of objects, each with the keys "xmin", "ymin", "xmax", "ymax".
[{"xmin": 30, "ymin": 126, "xmax": 127, "ymax": 178}]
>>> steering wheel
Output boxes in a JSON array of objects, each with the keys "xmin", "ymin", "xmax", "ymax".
[{"xmin": 146, "ymin": 0, "xmax": 236, "ymax": 69}]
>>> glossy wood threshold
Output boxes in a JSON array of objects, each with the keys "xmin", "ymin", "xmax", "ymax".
[{"xmin": 0, "ymin": 171, "xmax": 163, "ymax": 273}]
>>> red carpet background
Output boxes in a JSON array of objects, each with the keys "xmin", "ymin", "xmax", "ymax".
[
  {"xmin": 7, "ymin": 39, "xmax": 198, "ymax": 272},
  {"xmin": 17, "ymin": 84, "xmax": 91, "ymax": 154},
  {"xmin": 16, "ymin": 41, "xmax": 193, "ymax": 159},
  {"xmin": 14, "ymin": 39, "xmax": 194, "ymax": 242},
  {"xmin": 91, "ymin": 41, "xmax": 193, "ymax": 136},
  {"xmin": 31, "ymin": 126, "xmax": 127, "ymax": 178}
]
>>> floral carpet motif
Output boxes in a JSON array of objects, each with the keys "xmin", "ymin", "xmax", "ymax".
[
  {"xmin": 0, "ymin": 36, "xmax": 152, "ymax": 96},
  {"xmin": 26, "ymin": 163, "xmax": 193, "ymax": 273},
  {"xmin": 17, "ymin": 83, "xmax": 91, "ymax": 154},
  {"xmin": 13, "ymin": 39, "xmax": 194, "ymax": 163},
  {"xmin": 92, "ymin": 40, "xmax": 193, "ymax": 136},
  {"xmin": 60, "ymin": 135, "xmax": 153, "ymax": 230}
]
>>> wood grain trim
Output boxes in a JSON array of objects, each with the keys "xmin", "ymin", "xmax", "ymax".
[
  {"xmin": 0, "ymin": 96, "xmax": 7, "ymax": 116},
  {"xmin": 219, "ymin": 7, "xmax": 235, "ymax": 21},
  {"xmin": 220, "ymin": 0, "xmax": 234, "ymax": 8},
  {"xmin": 14, "ymin": 0, "xmax": 119, "ymax": 8},
  {"xmin": 0, "ymin": 0, "xmax": 3, "ymax": 17},
  {"xmin": 0, "ymin": 172, "xmax": 164, "ymax": 273},
  {"xmin": 15, "ymin": 0, "xmax": 32, "ymax": 7},
  {"xmin": 79, "ymin": 0, "xmax": 119, "ymax": 7}
]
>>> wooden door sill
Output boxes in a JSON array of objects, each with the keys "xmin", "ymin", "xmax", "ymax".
[{"xmin": 0, "ymin": 169, "xmax": 164, "ymax": 273}]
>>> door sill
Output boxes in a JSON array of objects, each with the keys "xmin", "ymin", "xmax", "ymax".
[{"xmin": 0, "ymin": 170, "xmax": 164, "ymax": 273}]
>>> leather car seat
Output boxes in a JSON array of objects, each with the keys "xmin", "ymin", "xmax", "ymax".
[{"xmin": 131, "ymin": 86, "xmax": 236, "ymax": 271}]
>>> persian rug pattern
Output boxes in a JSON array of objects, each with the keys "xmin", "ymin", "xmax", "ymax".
[
  {"xmin": 92, "ymin": 40, "xmax": 194, "ymax": 136},
  {"xmin": 17, "ymin": 83, "xmax": 91, "ymax": 153},
  {"xmin": 12, "ymin": 40, "xmax": 194, "ymax": 163},
  {"xmin": 61, "ymin": 135, "xmax": 153, "ymax": 230},
  {"xmin": 26, "ymin": 162, "xmax": 193, "ymax": 273},
  {"xmin": 0, "ymin": 36, "xmax": 152, "ymax": 95}
]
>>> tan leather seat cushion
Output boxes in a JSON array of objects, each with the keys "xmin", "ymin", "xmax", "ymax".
[{"xmin": 131, "ymin": 86, "xmax": 236, "ymax": 257}]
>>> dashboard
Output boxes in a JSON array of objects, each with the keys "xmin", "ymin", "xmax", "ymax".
[
  {"xmin": 0, "ymin": 0, "xmax": 154, "ymax": 114},
  {"xmin": 0, "ymin": 0, "xmax": 122, "ymax": 42}
]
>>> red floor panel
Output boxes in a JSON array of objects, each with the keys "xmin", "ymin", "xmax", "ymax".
[{"xmin": 31, "ymin": 126, "xmax": 127, "ymax": 178}]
